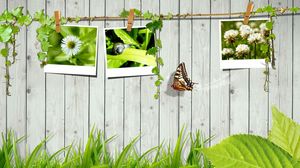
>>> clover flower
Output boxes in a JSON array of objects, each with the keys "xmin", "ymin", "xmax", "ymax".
[
  {"xmin": 224, "ymin": 30, "xmax": 239, "ymax": 44},
  {"xmin": 247, "ymin": 33, "xmax": 264, "ymax": 44},
  {"xmin": 235, "ymin": 22, "xmax": 243, "ymax": 28},
  {"xmin": 235, "ymin": 44, "xmax": 250, "ymax": 58},
  {"xmin": 61, "ymin": 35, "xmax": 82, "ymax": 57},
  {"xmin": 239, "ymin": 25, "xmax": 253, "ymax": 39},
  {"xmin": 222, "ymin": 48, "xmax": 234, "ymax": 56},
  {"xmin": 260, "ymin": 23, "xmax": 270, "ymax": 37}
]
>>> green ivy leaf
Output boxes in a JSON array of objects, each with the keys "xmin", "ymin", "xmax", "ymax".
[
  {"xmin": 1, "ymin": 48, "xmax": 9, "ymax": 57},
  {"xmin": 61, "ymin": 17, "xmax": 68, "ymax": 24},
  {"xmin": 34, "ymin": 10, "xmax": 45, "ymax": 21},
  {"xmin": 11, "ymin": 25, "xmax": 20, "ymax": 34},
  {"xmin": 0, "ymin": 25, "xmax": 13, "ymax": 42},
  {"xmin": 41, "ymin": 41, "xmax": 51, "ymax": 52},
  {"xmin": 143, "ymin": 11, "xmax": 153, "ymax": 19},
  {"xmin": 5, "ymin": 60, "xmax": 11, "ymax": 66},
  {"xmin": 157, "ymin": 57, "xmax": 164, "ymax": 66},
  {"xmin": 290, "ymin": 7, "xmax": 300, "ymax": 13},
  {"xmin": 147, "ymin": 47, "xmax": 158, "ymax": 55},
  {"xmin": 119, "ymin": 9, "xmax": 129, "ymax": 18},
  {"xmin": 134, "ymin": 9, "xmax": 142, "ymax": 16},
  {"xmin": 266, "ymin": 21, "xmax": 273, "ymax": 30},
  {"xmin": 154, "ymin": 93, "xmax": 159, "ymax": 99},
  {"xmin": 255, "ymin": 8, "xmax": 264, "ymax": 13},
  {"xmin": 146, "ymin": 20, "xmax": 163, "ymax": 32},
  {"xmin": 11, "ymin": 7, "xmax": 24, "ymax": 18},
  {"xmin": 158, "ymin": 74, "xmax": 164, "ymax": 81},
  {"xmin": 18, "ymin": 14, "xmax": 33, "ymax": 26},
  {"xmin": 152, "ymin": 66, "xmax": 159, "ymax": 74},
  {"xmin": 155, "ymin": 80, "xmax": 161, "ymax": 86},
  {"xmin": 166, "ymin": 12, "xmax": 173, "ymax": 20},
  {"xmin": 75, "ymin": 16, "xmax": 81, "ymax": 23},
  {"xmin": 0, "ymin": 10, "xmax": 14, "ymax": 22},
  {"xmin": 37, "ymin": 52, "xmax": 47, "ymax": 61},
  {"xmin": 155, "ymin": 39, "xmax": 162, "ymax": 48}
]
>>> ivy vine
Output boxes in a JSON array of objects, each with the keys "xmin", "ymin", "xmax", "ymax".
[{"xmin": 0, "ymin": 6, "xmax": 299, "ymax": 97}]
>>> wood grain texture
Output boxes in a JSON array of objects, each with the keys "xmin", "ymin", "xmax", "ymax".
[
  {"xmin": 269, "ymin": 0, "xmax": 293, "ymax": 118},
  {"xmin": 6, "ymin": 0, "xmax": 27, "ymax": 156},
  {"xmin": 0, "ymin": 0, "xmax": 7, "ymax": 135},
  {"xmin": 210, "ymin": 0, "xmax": 230, "ymax": 145},
  {"xmin": 249, "ymin": 0, "xmax": 269, "ymax": 137},
  {"xmin": 0, "ymin": 0, "xmax": 297, "ymax": 155},
  {"xmin": 105, "ymin": 0, "xmax": 125, "ymax": 153},
  {"xmin": 293, "ymin": 0, "xmax": 300, "ymax": 123},
  {"xmin": 140, "ymin": 0, "xmax": 160, "ymax": 154},
  {"xmin": 89, "ymin": 0, "xmax": 105, "ymax": 132},
  {"xmin": 27, "ymin": 0, "xmax": 46, "ymax": 151},
  {"xmin": 191, "ymin": 0, "xmax": 210, "ymax": 138},
  {"xmin": 160, "ymin": 0, "xmax": 179, "ymax": 146},
  {"xmin": 65, "ymin": 0, "xmax": 90, "ymax": 148},
  {"xmin": 124, "ymin": 0, "xmax": 142, "ymax": 152},
  {"xmin": 229, "ymin": 0, "xmax": 250, "ymax": 135},
  {"xmin": 45, "ymin": 0, "xmax": 66, "ymax": 154}
]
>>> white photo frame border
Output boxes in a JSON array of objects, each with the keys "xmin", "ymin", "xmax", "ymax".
[
  {"xmin": 104, "ymin": 26, "xmax": 155, "ymax": 78},
  {"xmin": 44, "ymin": 25, "xmax": 99, "ymax": 76},
  {"xmin": 219, "ymin": 18, "xmax": 271, "ymax": 70}
]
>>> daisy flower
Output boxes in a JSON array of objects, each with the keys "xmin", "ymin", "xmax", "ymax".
[
  {"xmin": 224, "ymin": 30, "xmax": 239, "ymax": 44},
  {"xmin": 239, "ymin": 25, "xmax": 253, "ymax": 39},
  {"xmin": 236, "ymin": 44, "xmax": 250, "ymax": 58},
  {"xmin": 61, "ymin": 35, "xmax": 82, "ymax": 57},
  {"xmin": 222, "ymin": 48, "xmax": 234, "ymax": 56},
  {"xmin": 247, "ymin": 33, "xmax": 264, "ymax": 44}
]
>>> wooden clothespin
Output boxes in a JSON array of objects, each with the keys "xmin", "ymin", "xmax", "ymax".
[
  {"xmin": 243, "ymin": 1, "xmax": 254, "ymax": 25},
  {"xmin": 127, "ymin": 9, "xmax": 135, "ymax": 32},
  {"xmin": 54, "ymin": 10, "xmax": 61, "ymax": 32}
]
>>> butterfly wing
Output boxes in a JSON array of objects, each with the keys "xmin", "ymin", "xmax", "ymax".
[
  {"xmin": 172, "ymin": 62, "xmax": 194, "ymax": 91},
  {"xmin": 180, "ymin": 62, "xmax": 195, "ymax": 90}
]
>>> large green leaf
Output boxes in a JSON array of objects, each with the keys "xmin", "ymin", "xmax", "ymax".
[
  {"xmin": 202, "ymin": 135, "xmax": 300, "ymax": 168},
  {"xmin": 107, "ymin": 48, "xmax": 156, "ymax": 67},
  {"xmin": 269, "ymin": 106, "xmax": 300, "ymax": 160},
  {"xmin": 113, "ymin": 29, "xmax": 140, "ymax": 46},
  {"xmin": 0, "ymin": 25, "xmax": 13, "ymax": 43}
]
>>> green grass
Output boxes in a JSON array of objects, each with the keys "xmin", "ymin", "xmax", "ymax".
[{"xmin": 0, "ymin": 128, "xmax": 213, "ymax": 168}]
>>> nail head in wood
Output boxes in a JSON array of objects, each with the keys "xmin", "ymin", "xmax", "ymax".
[
  {"xmin": 127, "ymin": 9, "xmax": 135, "ymax": 32},
  {"xmin": 54, "ymin": 10, "xmax": 61, "ymax": 32},
  {"xmin": 243, "ymin": 1, "xmax": 254, "ymax": 25}
]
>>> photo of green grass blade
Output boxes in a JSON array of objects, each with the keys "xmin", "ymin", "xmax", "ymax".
[{"xmin": 0, "ymin": 128, "xmax": 212, "ymax": 168}]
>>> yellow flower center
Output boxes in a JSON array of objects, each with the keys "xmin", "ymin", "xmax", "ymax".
[{"xmin": 67, "ymin": 41, "xmax": 76, "ymax": 49}]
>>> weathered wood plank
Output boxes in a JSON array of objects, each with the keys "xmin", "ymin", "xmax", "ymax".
[
  {"xmin": 6, "ymin": 0, "xmax": 27, "ymax": 156},
  {"xmin": 45, "ymin": 0, "xmax": 66, "ymax": 154},
  {"xmin": 269, "ymin": 0, "xmax": 293, "ymax": 118},
  {"xmin": 89, "ymin": 0, "xmax": 105, "ymax": 132},
  {"xmin": 249, "ymin": 0, "xmax": 269, "ymax": 137},
  {"xmin": 293, "ymin": 0, "xmax": 300, "ymax": 123},
  {"xmin": 105, "ymin": 0, "xmax": 125, "ymax": 153},
  {"xmin": 159, "ymin": 0, "xmax": 179, "ymax": 146},
  {"xmin": 140, "ymin": 0, "xmax": 160, "ymax": 154},
  {"xmin": 27, "ymin": 0, "xmax": 46, "ymax": 151},
  {"xmin": 0, "ymin": 0, "xmax": 7, "ymax": 136},
  {"xmin": 64, "ymin": 0, "xmax": 90, "ymax": 148},
  {"xmin": 179, "ymin": 0, "xmax": 192, "ymax": 132},
  {"xmin": 210, "ymin": 0, "xmax": 230, "ymax": 145},
  {"xmin": 229, "ymin": 0, "xmax": 249, "ymax": 135},
  {"xmin": 192, "ymin": 0, "xmax": 210, "ymax": 139},
  {"xmin": 123, "ymin": 0, "xmax": 142, "ymax": 152}
]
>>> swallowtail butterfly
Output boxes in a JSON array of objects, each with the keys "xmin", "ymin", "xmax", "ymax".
[{"xmin": 171, "ymin": 62, "xmax": 196, "ymax": 91}]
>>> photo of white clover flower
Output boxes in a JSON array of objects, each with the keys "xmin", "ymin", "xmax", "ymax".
[{"xmin": 221, "ymin": 19, "xmax": 271, "ymax": 60}]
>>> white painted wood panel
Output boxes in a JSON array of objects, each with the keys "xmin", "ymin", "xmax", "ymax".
[
  {"xmin": 0, "ymin": 0, "xmax": 7, "ymax": 136},
  {"xmin": 124, "ymin": 0, "xmax": 142, "ymax": 152},
  {"xmin": 105, "ymin": 0, "xmax": 125, "ymax": 153},
  {"xmin": 249, "ymin": 0, "xmax": 269, "ymax": 136},
  {"xmin": 210, "ymin": 0, "xmax": 230, "ymax": 145},
  {"xmin": 140, "ymin": 0, "xmax": 160, "ymax": 154},
  {"xmin": 160, "ymin": 0, "xmax": 179, "ymax": 147},
  {"xmin": 64, "ymin": 0, "xmax": 90, "ymax": 148},
  {"xmin": 229, "ymin": 0, "xmax": 250, "ymax": 134},
  {"xmin": 45, "ymin": 0, "xmax": 66, "ymax": 154},
  {"xmin": 6, "ymin": 0, "xmax": 27, "ymax": 156},
  {"xmin": 27, "ymin": 0, "xmax": 46, "ymax": 151}
]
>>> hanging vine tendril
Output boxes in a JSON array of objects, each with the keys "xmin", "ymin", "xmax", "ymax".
[{"xmin": 0, "ymin": 5, "xmax": 299, "ymax": 97}]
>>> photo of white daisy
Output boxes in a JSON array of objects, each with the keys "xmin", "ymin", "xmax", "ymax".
[
  {"xmin": 219, "ymin": 18, "xmax": 272, "ymax": 69},
  {"xmin": 44, "ymin": 25, "xmax": 98, "ymax": 76}
]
